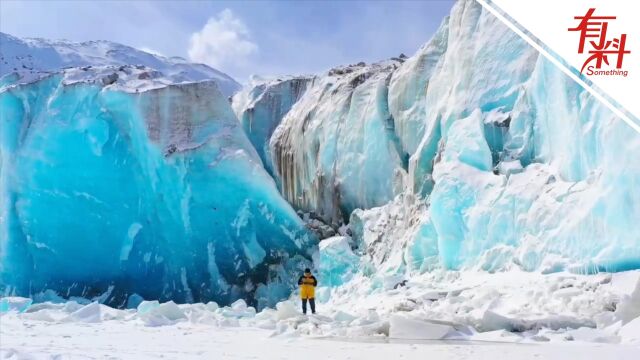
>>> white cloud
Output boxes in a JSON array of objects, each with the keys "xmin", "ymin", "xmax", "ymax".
[{"xmin": 188, "ymin": 9, "xmax": 258, "ymax": 73}]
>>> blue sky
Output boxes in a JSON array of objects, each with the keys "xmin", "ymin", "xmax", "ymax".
[{"xmin": 0, "ymin": 0, "xmax": 454, "ymax": 81}]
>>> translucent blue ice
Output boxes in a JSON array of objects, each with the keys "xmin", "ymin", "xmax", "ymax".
[
  {"xmin": 0, "ymin": 72, "xmax": 315, "ymax": 307},
  {"xmin": 317, "ymin": 236, "xmax": 359, "ymax": 287}
]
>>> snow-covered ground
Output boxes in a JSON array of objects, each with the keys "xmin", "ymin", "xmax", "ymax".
[
  {"xmin": 2, "ymin": 269, "xmax": 640, "ymax": 359},
  {"xmin": 1, "ymin": 308, "xmax": 639, "ymax": 360}
]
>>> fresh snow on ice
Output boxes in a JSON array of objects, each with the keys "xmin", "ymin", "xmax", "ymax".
[{"xmin": 0, "ymin": 32, "xmax": 240, "ymax": 96}]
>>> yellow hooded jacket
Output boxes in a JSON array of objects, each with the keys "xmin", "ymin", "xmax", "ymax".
[{"xmin": 298, "ymin": 274, "xmax": 317, "ymax": 299}]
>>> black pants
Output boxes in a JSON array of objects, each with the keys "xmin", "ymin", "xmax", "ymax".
[{"xmin": 302, "ymin": 298, "xmax": 315, "ymax": 314}]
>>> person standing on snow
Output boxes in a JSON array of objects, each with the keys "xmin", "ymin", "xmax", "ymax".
[{"xmin": 298, "ymin": 268, "xmax": 317, "ymax": 314}]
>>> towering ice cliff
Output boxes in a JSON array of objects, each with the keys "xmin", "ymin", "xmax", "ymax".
[
  {"xmin": 0, "ymin": 32, "xmax": 240, "ymax": 97},
  {"xmin": 0, "ymin": 64, "xmax": 314, "ymax": 308},
  {"xmin": 234, "ymin": 60, "xmax": 410, "ymax": 225},
  {"xmin": 234, "ymin": 0, "xmax": 640, "ymax": 277}
]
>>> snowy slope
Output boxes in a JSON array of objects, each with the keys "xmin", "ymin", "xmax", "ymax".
[{"xmin": 0, "ymin": 32, "xmax": 240, "ymax": 96}]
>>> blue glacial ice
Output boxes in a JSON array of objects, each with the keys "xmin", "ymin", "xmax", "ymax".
[
  {"xmin": 232, "ymin": 76, "xmax": 312, "ymax": 177},
  {"xmin": 317, "ymin": 236, "xmax": 359, "ymax": 287},
  {"xmin": 2, "ymin": 0, "xmax": 640, "ymax": 312},
  {"xmin": 0, "ymin": 66, "xmax": 314, "ymax": 307},
  {"xmin": 234, "ymin": 0, "xmax": 640, "ymax": 276}
]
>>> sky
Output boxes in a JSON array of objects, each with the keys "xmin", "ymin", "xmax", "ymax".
[{"xmin": 0, "ymin": 0, "xmax": 454, "ymax": 82}]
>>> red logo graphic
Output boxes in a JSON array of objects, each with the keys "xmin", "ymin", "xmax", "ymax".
[{"xmin": 568, "ymin": 8, "xmax": 630, "ymax": 77}]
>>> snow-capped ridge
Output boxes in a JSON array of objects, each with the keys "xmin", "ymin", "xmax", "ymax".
[{"xmin": 0, "ymin": 32, "xmax": 241, "ymax": 96}]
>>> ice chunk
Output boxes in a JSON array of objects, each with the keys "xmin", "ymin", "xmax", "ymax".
[
  {"xmin": 275, "ymin": 300, "xmax": 299, "ymax": 320},
  {"xmin": 618, "ymin": 316, "xmax": 640, "ymax": 344},
  {"xmin": 332, "ymin": 310, "xmax": 357, "ymax": 324},
  {"xmin": 471, "ymin": 330, "xmax": 523, "ymax": 343},
  {"xmin": 480, "ymin": 309, "xmax": 519, "ymax": 332},
  {"xmin": 64, "ymin": 302, "xmax": 102, "ymax": 323},
  {"xmin": 219, "ymin": 300, "xmax": 256, "ymax": 319},
  {"xmin": 480, "ymin": 308, "xmax": 594, "ymax": 332},
  {"xmin": 318, "ymin": 236, "xmax": 359, "ymax": 286},
  {"xmin": 153, "ymin": 301, "xmax": 187, "ymax": 321},
  {"xmin": 206, "ymin": 301, "xmax": 219, "ymax": 312},
  {"xmin": 611, "ymin": 271, "xmax": 640, "ymax": 324},
  {"xmin": 0, "ymin": 297, "xmax": 32, "ymax": 313},
  {"xmin": 126, "ymin": 294, "xmax": 144, "ymax": 309},
  {"xmin": 497, "ymin": 160, "xmax": 523, "ymax": 176},
  {"xmin": 389, "ymin": 314, "xmax": 454, "ymax": 340},
  {"xmin": 442, "ymin": 109, "xmax": 492, "ymax": 172},
  {"xmin": 138, "ymin": 301, "xmax": 186, "ymax": 326},
  {"xmin": 137, "ymin": 301, "xmax": 160, "ymax": 315},
  {"xmin": 231, "ymin": 299, "xmax": 248, "ymax": 311}
]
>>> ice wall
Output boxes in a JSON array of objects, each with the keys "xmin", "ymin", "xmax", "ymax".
[
  {"xmin": 235, "ymin": 62, "xmax": 409, "ymax": 225},
  {"xmin": 234, "ymin": 0, "xmax": 640, "ymax": 274},
  {"xmin": 354, "ymin": 0, "xmax": 640, "ymax": 274},
  {"xmin": 232, "ymin": 76, "xmax": 312, "ymax": 177},
  {"xmin": 0, "ymin": 66, "xmax": 314, "ymax": 308}
]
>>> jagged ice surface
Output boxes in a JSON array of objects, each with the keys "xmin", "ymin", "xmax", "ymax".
[
  {"xmin": 234, "ymin": 61, "xmax": 409, "ymax": 225},
  {"xmin": 234, "ymin": 0, "xmax": 640, "ymax": 277}
]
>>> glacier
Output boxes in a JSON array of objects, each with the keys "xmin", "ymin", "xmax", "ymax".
[
  {"xmin": 1, "ymin": 0, "xmax": 640, "ymax": 325},
  {"xmin": 232, "ymin": 76, "xmax": 312, "ymax": 178},
  {"xmin": 233, "ymin": 0, "xmax": 640, "ymax": 278},
  {"xmin": 0, "ymin": 64, "xmax": 315, "ymax": 308}
]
